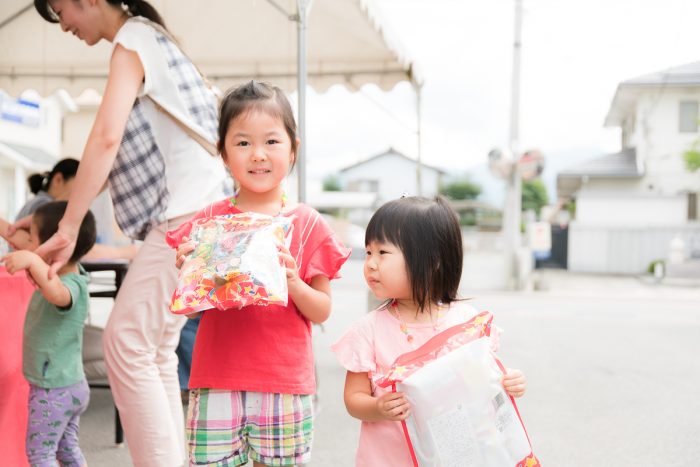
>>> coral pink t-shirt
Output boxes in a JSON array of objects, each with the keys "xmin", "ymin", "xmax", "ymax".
[
  {"xmin": 167, "ymin": 199, "xmax": 350, "ymax": 394},
  {"xmin": 331, "ymin": 301, "xmax": 480, "ymax": 467}
]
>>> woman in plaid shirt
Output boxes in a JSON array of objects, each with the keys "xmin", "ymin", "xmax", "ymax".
[{"xmin": 10, "ymin": 1, "xmax": 229, "ymax": 465}]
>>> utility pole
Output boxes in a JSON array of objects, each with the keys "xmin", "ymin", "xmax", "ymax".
[{"xmin": 504, "ymin": 0, "xmax": 523, "ymax": 289}]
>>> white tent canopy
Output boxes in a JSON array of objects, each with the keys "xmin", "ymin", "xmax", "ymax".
[
  {"xmin": 0, "ymin": 0, "xmax": 420, "ymax": 95},
  {"xmin": 0, "ymin": 0, "xmax": 421, "ymax": 201}
]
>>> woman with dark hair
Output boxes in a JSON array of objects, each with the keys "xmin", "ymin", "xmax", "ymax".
[
  {"xmin": 17, "ymin": 158, "xmax": 79, "ymax": 220},
  {"xmin": 1, "ymin": 158, "xmax": 78, "ymax": 250},
  {"xmin": 9, "ymin": 1, "xmax": 228, "ymax": 465},
  {"xmin": 1, "ymin": 157, "xmax": 136, "ymax": 258}
]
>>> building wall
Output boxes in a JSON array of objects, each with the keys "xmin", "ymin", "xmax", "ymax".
[
  {"xmin": 576, "ymin": 193, "xmax": 687, "ymax": 226},
  {"xmin": 0, "ymin": 95, "xmax": 64, "ymax": 160},
  {"xmin": 0, "ymin": 167, "xmax": 14, "ymax": 219},
  {"xmin": 337, "ymin": 153, "xmax": 442, "ymax": 203},
  {"xmin": 633, "ymin": 90, "xmax": 700, "ymax": 195},
  {"xmin": 0, "ymin": 92, "xmax": 68, "ymax": 217}
]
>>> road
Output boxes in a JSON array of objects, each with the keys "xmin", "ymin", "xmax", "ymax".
[{"xmin": 81, "ymin": 261, "xmax": 700, "ymax": 466}]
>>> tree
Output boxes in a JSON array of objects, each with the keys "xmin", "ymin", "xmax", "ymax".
[
  {"xmin": 322, "ymin": 174, "xmax": 341, "ymax": 191},
  {"xmin": 521, "ymin": 179, "xmax": 549, "ymax": 216},
  {"xmin": 439, "ymin": 179, "xmax": 481, "ymax": 200},
  {"xmin": 683, "ymin": 146, "xmax": 700, "ymax": 172}
]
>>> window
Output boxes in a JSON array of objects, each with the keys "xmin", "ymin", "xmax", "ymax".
[
  {"xmin": 679, "ymin": 100, "xmax": 698, "ymax": 133},
  {"xmin": 347, "ymin": 179, "xmax": 379, "ymax": 193}
]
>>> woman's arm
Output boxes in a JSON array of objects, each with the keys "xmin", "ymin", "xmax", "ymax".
[
  {"xmin": 0, "ymin": 217, "xmax": 32, "ymax": 250},
  {"xmin": 82, "ymin": 243, "xmax": 140, "ymax": 261},
  {"xmin": 35, "ymin": 44, "xmax": 144, "ymax": 277},
  {"xmin": 3, "ymin": 250, "xmax": 71, "ymax": 307},
  {"xmin": 344, "ymin": 371, "xmax": 411, "ymax": 422},
  {"xmin": 278, "ymin": 244, "xmax": 332, "ymax": 323}
]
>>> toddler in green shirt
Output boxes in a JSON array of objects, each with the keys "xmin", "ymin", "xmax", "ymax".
[{"xmin": 3, "ymin": 201, "xmax": 96, "ymax": 467}]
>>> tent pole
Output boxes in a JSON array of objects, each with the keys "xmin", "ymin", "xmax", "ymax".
[
  {"xmin": 414, "ymin": 81, "xmax": 423, "ymax": 196},
  {"xmin": 296, "ymin": 0, "xmax": 312, "ymax": 203}
]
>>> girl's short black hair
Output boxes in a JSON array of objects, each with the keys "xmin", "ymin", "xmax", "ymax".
[
  {"xmin": 33, "ymin": 201, "xmax": 96, "ymax": 264},
  {"xmin": 365, "ymin": 196, "xmax": 463, "ymax": 314},
  {"xmin": 217, "ymin": 80, "xmax": 298, "ymax": 170}
]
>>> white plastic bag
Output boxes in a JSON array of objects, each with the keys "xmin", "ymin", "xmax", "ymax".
[{"xmin": 377, "ymin": 312, "xmax": 539, "ymax": 467}]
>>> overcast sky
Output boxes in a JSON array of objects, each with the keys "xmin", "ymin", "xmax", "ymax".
[{"xmin": 300, "ymin": 0, "xmax": 700, "ymax": 201}]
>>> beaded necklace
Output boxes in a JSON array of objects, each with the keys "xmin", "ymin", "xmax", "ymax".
[
  {"xmin": 229, "ymin": 190, "xmax": 288, "ymax": 215},
  {"xmin": 391, "ymin": 299, "xmax": 445, "ymax": 346}
]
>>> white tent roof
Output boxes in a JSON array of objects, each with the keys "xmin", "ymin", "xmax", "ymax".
[{"xmin": 0, "ymin": 0, "xmax": 421, "ymax": 96}]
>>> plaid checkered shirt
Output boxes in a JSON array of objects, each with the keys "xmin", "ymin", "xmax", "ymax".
[{"xmin": 109, "ymin": 28, "xmax": 218, "ymax": 240}]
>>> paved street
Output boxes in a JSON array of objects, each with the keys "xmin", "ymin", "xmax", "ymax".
[{"xmin": 80, "ymin": 260, "xmax": 700, "ymax": 466}]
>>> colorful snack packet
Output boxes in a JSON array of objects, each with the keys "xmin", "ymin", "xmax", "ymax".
[{"xmin": 170, "ymin": 213, "xmax": 293, "ymax": 315}]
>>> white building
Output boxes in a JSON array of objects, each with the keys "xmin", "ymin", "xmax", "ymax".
[
  {"xmin": 337, "ymin": 147, "xmax": 446, "ymax": 203},
  {"xmin": 0, "ymin": 90, "xmax": 77, "ymax": 220},
  {"xmin": 558, "ymin": 61, "xmax": 700, "ymax": 274}
]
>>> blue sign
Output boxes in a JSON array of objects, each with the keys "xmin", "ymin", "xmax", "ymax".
[{"xmin": 0, "ymin": 96, "xmax": 41, "ymax": 127}]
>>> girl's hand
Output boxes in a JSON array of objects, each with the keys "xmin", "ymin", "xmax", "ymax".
[
  {"xmin": 502, "ymin": 368, "xmax": 526, "ymax": 398},
  {"xmin": 277, "ymin": 244, "xmax": 301, "ymax": 286},
  {"xmin": 376, "ymin": 391, "xmax": 411, "ymax": 421},
  {"xmin": 3, "ymin": 250, "xmax": 38, "ymax": 274},
  {"xmin": 175, "ymin": 236, "xmax": 195, "ymax": 269}
]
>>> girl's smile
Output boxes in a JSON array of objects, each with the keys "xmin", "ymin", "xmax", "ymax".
[{"xmin": 248, "ymin": 167, "xmax": 272, "ymax": 174}]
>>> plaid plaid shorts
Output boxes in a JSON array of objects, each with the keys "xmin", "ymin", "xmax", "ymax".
[{"xmin": 186, "ymin": 389, "xmax": 314, "ymax": 466}]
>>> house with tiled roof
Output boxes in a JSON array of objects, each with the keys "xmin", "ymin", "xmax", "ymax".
[{"xmin": 558, "ymin": 62, "xmax": 700, "ymax": 273}]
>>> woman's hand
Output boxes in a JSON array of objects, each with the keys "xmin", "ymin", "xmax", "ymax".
[
  {"xmin": 2, "ymin": 215, "xmax": 33, "ymax": 250},
  {"xmin": 175, "ymin": 236, "xmax": 195, "ymax": 269},
  {"xmin": 33, "ymin": 226, "xmax": 78, "ymax": 279},
  {"xmin": 7, "ymin": 214, "xmax": 32, "ymax": 237},
  {"xmin": 502, "ymin": 368, "xmax": 526, "ymax": 398},
  {"xmin": 376, "ymin": 391, "xmax": 411, "ymax": 421}
]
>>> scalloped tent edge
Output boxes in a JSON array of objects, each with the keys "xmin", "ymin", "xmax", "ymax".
[{"xmin": 0, "ymin": 0, "xmax": 424, "ymax": 200}]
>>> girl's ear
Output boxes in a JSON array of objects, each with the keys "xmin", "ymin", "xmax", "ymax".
[
  {"xmin": 291, "ymin": 138, "xmax": 300, "ymax": 164},
  {"xmin": 52, "ymin": 172, "xmax": 65, "ymax": 188},
  {"xmin": 220, "ymin": 148, "xmax": 228, "ymax": 161}
]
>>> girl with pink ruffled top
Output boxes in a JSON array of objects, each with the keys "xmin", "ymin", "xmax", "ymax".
[{"xmin": 332, "ymin": 196, "xmax": 527, "ymax": 466}]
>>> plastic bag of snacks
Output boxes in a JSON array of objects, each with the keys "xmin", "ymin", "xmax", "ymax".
[
  {"xmin": 169, "ymin": 213, "xmax": 293, "ymax": 315},
  {"xmin": 377, "ymin": 312, "xmax": 539, "ymax": 467}
]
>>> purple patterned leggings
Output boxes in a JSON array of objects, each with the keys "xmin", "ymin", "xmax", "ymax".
[{"xmin": 26, "ymin": 379, "xmax": 90, "ymax": 467}]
